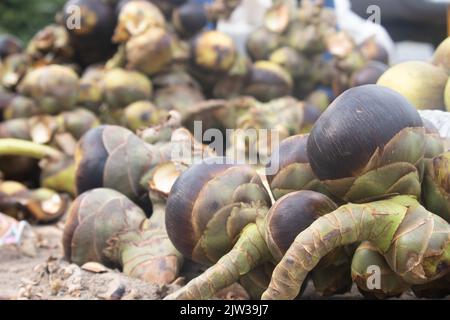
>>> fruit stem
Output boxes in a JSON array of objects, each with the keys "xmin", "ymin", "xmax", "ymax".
[
  {"xmin": 164, "ymin": 223, "xmax": 270, "ymax": 300},
  {"xmin": 261, "ymin": 196, "xmax": 414, "ymax": 300},
  {"xmin": 120, "ymin": 202, "xmax": 183, "ymax": 285},
  {"xmin": 0, "ymin": 139, "xmax": 62, "ymax": 159}
]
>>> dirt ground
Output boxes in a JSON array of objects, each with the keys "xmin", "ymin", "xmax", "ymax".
[
  {"xmin": 0, "ymin": 224, "xmax": 445, "ymax": 300},
  {"xmin": 0, "ymin": 223, "xmax": 186, "ymax": 300}
]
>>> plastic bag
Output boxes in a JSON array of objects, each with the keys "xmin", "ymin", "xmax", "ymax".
[
  {"xmin": 0, "ymin": 213, "xmax": 36, "ymax": 256},
  {"xmin": 419, "ymin": 110, "xmax": 450, "ymax": 139}
]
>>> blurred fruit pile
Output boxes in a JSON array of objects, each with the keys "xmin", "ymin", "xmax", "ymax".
[
  {"xmin": 0, "ymin": 1, "xmax": 356, "ymax": 200},
  {"xmin": 2, "ymin": 0, "xmax": 450, "ymax": 301},
  {"xmin": 376, "ymin": 37, "xmax": 450, "ymax": 111},
  {"xmin": 0, "ymin": 0, "xmax": 388, "ymax": 188}
]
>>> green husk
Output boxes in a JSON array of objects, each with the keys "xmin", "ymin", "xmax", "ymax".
[
  {"xmin": 422, "ymin": 152, "xmax": 450, "ymax": 222},
  {"xmin": 165, "ymin": 190, "xmax": 337, "ymax": 300},
  {"xmin": 351, "ymin": 241, "xmax": 409, "ymax": 299},
  {"xmin": 262, "ymin": 196, "xmax": 450, "ymax": 300},
  {"xmin": 165, "ymin": 221, "xmax": 270, "ymax": 300},
  {"xmin": 108, "ymin": 201, "xmax": 183, "ymax": 285},
  {"xmin": 64, "ymin": 188, "xmax": 183, "ymax": 285},
  {"xmin": 323, "ymin": 127, "xmax": 425, "ymax": 203}
]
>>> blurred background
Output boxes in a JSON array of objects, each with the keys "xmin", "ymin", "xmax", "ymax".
[
  {"xmin": 0, "ymin": 0, "xmax": 66, "ymax": 41},
  {"xmin": 350, "ymin": 0, "xmax": 447, "ymax": 47},
  {"xmin": 1, "ymin": 0, "xmax": 448, "ymax": 45}
]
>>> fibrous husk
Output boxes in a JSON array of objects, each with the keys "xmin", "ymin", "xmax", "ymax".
[
  {"xmin": 0, "ymin": 181, "xmax": 68, "ymax": 223},
  {"xmin": 351, "ymin": 241, "xmax": 409, "ymax": 299}
]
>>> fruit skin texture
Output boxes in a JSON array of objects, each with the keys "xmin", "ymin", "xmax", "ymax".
[
  {"xmin": 63, "ymin": 0, "xmax": 117, "ymax": 66},
  {"xmin": 359, "ymin": 38, "xmax": 389, "ymax": 65},
  {"xmin": 172, "ymin": 1, "xmax": 208, "ymax": 38},
  {"xmin": 113, "ymin": 1, "xmax": 166, "ymax": 43},
  {"xmin": 266, "ymin": 134, "xmax": 331, "ymax": 201},
  {"xmin": 432, "ymin": 37, "xmax": 450, "ymax": 75},
  {"xmin": 244, "ymin": 61, "xmax": 293, "ymax": 102},
  {"xmin": 165, "ymin": 160, "xmax": 271, "ymax": 266},
  {"xmin": 125, "ymin": 27, "xmax": 173, "ymax": 76},
  {"xmin": 269, "ymin": 47, "xmax": 308, "ymax": 79},
  {"xmin": 77, "ymin": 66, "xmax": 106, "ymax": 110},
  {"xmin": 75, "ymin": 125, "xmax": 160, "ymax": 213},
  {"xmin": 103, "ymin": 68, "xmax": 152, "ymax": 109},
  {"xmin": 246, "ymin": 27, "xmax": 282, "ymax": 61},
  {"xmin": 3, "ymin": 96, "xmax": 39, "ymax": 120},
  {"xmin": 445, "ymin": 78, "xmax": 450, "ymax": 112},
  {"xmin": 307, "ymin": 84, "xmax": 425, "ymax": 203},
  {"xmin": 377, "ymin": 61, "xmax": 448, "ymax": 110},
  {"xmin": 17, "ymin": 65, "xmax": 79, "ymax": 115},
  {"xmin": 192, "ymin": 31, "xmax": 236, "ymax": 73},
  {"xmin": 350, "ymin": 61, "xmax": 388, "ymax": 88},
  {"xmin": 123, "ymin": 100, "xmax": 167, "ymax": 131}
]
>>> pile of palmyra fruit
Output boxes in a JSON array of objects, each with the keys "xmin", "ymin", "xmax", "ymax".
[{"xmin": 1, "ymin": 0, "xmax": 450, "ymax": 300}]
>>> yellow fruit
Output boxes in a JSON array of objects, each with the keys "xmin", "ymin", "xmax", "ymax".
[{"xmin": 377, "ymin": 61, "xmax": 448, "ymax": 110}]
